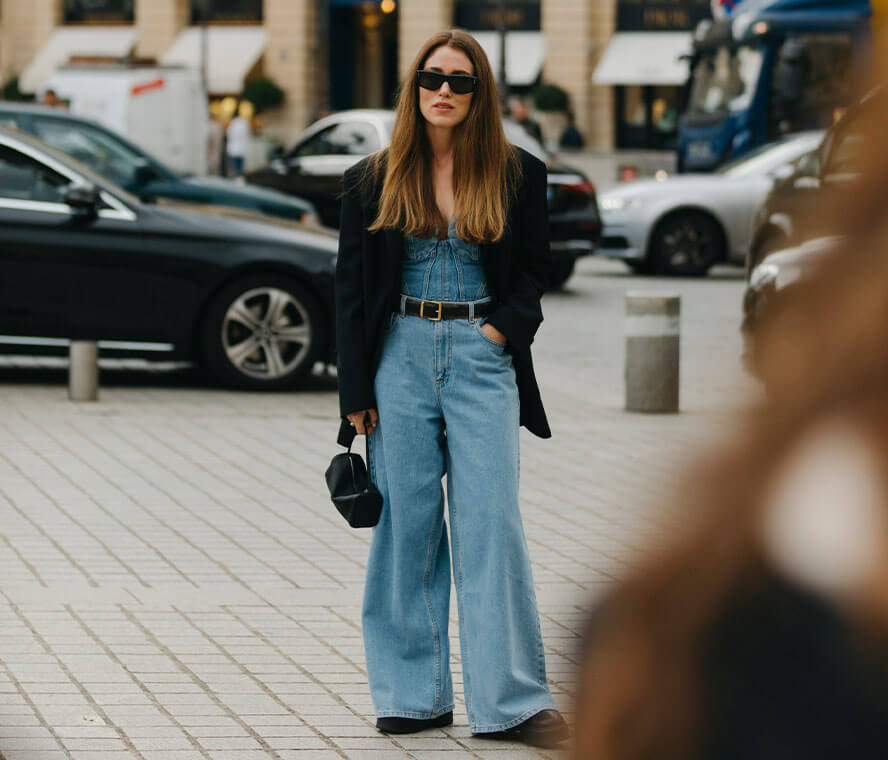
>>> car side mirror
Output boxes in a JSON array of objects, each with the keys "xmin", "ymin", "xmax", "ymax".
[
  {"xmin": 133, "ymin": 161, "xmax": 161, "ymax": 186},
  {"xmin": 267, "ymin": 145, "xmax": 285, "ymax": 161},
  {"xmin": 65, "ymin": 182, "xmax": 100, "ymax": 217}
]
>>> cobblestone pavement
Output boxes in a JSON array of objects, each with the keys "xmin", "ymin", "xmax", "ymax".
[{"xmin": 0, "ymin": 258, "xmax": 757, "ymax": 759}]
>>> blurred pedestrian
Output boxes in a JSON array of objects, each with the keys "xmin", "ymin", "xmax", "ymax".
[
  {"xmin": 41, "ymin": 89, "xmax": 65, "ymax": 109},
  {"xmin": 559, "ymin": 110, "xmax": 584, "ymax": 150},
  {"xmin": 207, "ymin": 110, "xmax": 224, "ymax": 176},
  {"xmin": 225, "ymin": 102, "xmax": 251, "ymax": 177},
  {"xmin": 509, "ymin": 96, "xmax": 543, "ymax": 144},
  {"xmin": 572, "ymin": 84, "xmax": 888, "ymax": 760},
  {"xmin": 335, "ymin": 28, "xmax": 568, "ymax": 748}
]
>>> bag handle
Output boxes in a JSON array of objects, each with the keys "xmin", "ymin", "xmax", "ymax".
[{"xmin": 337, "ymin": 418, "xmax": 357, "ymax": 449}]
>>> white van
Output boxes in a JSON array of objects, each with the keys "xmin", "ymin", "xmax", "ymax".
[{"xmin": 45, "ymin": 64, "xmax": 208, "ymax": 176}]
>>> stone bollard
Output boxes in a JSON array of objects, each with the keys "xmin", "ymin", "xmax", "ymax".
[
  {"xmin": 69, "ymin": 341, "xmax": 99, "ymax": 402},
  {"xmin": 625, "ymin": 292, "xmax": 680, "ymax": 413}
]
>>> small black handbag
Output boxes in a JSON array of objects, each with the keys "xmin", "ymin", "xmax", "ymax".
[{"xmin": 325, "ymin": 420, "xmax": 383, "ymax": 528}]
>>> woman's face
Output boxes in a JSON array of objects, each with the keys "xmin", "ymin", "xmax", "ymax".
[{"xmin": 418, "ymin": 45, "xmax": 474, "ymax": 130}]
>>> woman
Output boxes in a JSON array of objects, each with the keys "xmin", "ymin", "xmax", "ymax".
[{"xmin": 335, "ymin": 29, "xmax": 568, "ymax": 748}]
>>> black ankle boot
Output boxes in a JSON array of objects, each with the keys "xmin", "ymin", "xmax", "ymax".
[
  {"xmin": 376, "ymin": 711, "xmax": 453, "ymax": 734},
  {"xmin": 475, "ymin": 709, "xmax": 570, "ymax": 748}
]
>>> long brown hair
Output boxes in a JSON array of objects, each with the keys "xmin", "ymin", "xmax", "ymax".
[
  {"xmin": 573, "ymin": 85, "xmax": 888, "ymax": 759},
  {"xmin": 364, "ymin": 29, "xmax": 521, "ymax": 243}
]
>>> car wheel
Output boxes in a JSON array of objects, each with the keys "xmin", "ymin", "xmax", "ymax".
[
  {"xmin": 202, "ymin": 274, "xmax": 326, "ymax": 390},
  {"xmin": 651, "ymin": 211, "xmax": 723, "ymax": 277},
  {"xmin": 547, "ymin": 255, "xmax": 577, "ymax": 290}
]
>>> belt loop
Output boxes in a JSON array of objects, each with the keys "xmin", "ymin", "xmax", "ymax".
[
  {"xmin": 399, "ymin": 294, "xmax": 407, "ymax": 316},
  {"xmin": 468, "ymin": 301, "xmax": 475, "ymax": 322}
]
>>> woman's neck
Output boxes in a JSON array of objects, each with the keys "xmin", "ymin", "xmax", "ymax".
[{"xmin": 425, "ymin": 124, "xmax": 454, "ymax": 166}]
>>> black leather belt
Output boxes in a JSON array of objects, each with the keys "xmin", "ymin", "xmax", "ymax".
[{"xmin": 403, "ymin": 298, "xmax": 494, "ymax": 321}]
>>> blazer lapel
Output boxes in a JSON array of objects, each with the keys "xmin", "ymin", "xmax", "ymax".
[{"xmin": 383, "ymin": 227, "xmax": 404, "ymax": 302}]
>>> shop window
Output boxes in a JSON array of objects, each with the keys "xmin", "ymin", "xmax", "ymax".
[
  {"xmin": 191, "ymin": 0, "xmax": 262, "ymax": 24},
  {"xmin": 64, "ymin": 0, "xmax": 134, "ymax": 24},
  {"xmin": 617, "ymin": 85, "xmax": 681, "ymax": 150}
]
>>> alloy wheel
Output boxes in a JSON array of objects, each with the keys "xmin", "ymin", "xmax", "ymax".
[{"xmin": 221, "ymin": 287, "xmax": 312, "ymax": 380}]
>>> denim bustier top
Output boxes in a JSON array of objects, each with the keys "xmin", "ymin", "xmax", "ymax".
[{"xmin": 402, "ymin": 217, "xmax": 489, "ymax": 302}]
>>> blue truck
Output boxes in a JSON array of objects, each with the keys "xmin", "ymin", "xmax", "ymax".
[{"xmin": 678, "ymin": 0, "xmax": 872, "ymax": 172}]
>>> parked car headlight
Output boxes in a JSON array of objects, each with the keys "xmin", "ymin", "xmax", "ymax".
[{"xmin": 600, "ymin": 196, "xmax": 642, "ymax": 212}]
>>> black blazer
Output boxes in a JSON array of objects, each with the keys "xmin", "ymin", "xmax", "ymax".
[{"xmin": 335, "ymin": 146, "xmax": 552, "ymax": 442}]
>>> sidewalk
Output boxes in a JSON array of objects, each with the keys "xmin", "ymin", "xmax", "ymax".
[{"xmin": 0, "ymin": 258, "xmax": 755, "ymax": 759}]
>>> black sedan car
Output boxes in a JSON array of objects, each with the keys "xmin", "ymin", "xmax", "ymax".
[
  {"xmin": 0, "ymin": 125, "xmax": 336, "ymax": 389},
  {"xmin": 0, "ymin": 103, "xmax": 319, "ymax": 224},
  {"xmin": 246, "ymin": 109, "xmax": 601, "ymax": 289}
]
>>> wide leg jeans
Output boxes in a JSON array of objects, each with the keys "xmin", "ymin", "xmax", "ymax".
[{"xmin": 363, "ymin": 310, "xmax": 556, "ymax": 733}]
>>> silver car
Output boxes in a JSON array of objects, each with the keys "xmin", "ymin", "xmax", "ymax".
[{"xmin": 598, "ymin": 132, "xmax": 824, "ymax": 276}]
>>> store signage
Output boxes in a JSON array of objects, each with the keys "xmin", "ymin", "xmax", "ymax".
[
  {"xmin": 454, "ymin": 1, "xmax": 540, "ymax": 32},
  {"xmin": 63, "ymin": 0, "xmax": 134, "ymax": 23},
  {"xmin": 618, "ymin": 0, "xmax": 711, "ymax": 31}
]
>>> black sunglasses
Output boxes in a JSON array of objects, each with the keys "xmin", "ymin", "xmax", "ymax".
[{"xmin": 416, "ymin": 69, "xmax": 478, "ymax": 95}]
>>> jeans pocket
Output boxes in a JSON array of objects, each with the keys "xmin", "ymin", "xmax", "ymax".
[{"xmin": 472, "ymin": 318, "xmax": 507, "ymax": 352}]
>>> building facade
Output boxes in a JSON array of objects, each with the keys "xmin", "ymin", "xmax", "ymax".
[{"xmin": 0, "ymin": 0, "xmax": 707, "ymax": 151}]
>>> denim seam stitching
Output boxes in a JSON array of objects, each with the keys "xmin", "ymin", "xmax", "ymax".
[
  {"xmin": 471, "ymin": 702, "xmax": 556, "ymax": 733},
  {"xmin": 376, "ymin": 707, "xmax": 454, "ymax": 720},
  {"xmin": 422, "ymin": 508, "xmax": 443, "ymax": 712},
  {"xmin": 449, "ymin": 491, "xmax": 474, "ymax": 727}
]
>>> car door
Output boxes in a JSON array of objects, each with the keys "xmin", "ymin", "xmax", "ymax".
[
  {"xmin": 0, "ymin": 140, "xmax": 161, "ymax": 343},
  {"xmin": 276, "ymin": 120, "xmax": 381, "ymax": 227}
]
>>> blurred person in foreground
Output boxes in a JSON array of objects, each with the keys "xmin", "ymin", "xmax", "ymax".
[{"xmin": 572, "ymin": 83, "xmax": 888, "ymax": 760}]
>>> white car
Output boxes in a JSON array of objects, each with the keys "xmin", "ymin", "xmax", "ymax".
[{"xmin": 598, "ymin": 132, "xmax": 824, "ymax": 276}]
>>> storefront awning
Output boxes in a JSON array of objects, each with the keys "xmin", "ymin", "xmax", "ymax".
[
  {"xmin": 161, "ymin": 26, "xmax": 267, "ymax": 95},
  {"xmin": 469, "ymin": 31, "xmax": 545, "ymax": 87},
  {"xmin": 593, "ymin": 32, "xmax": 692, "ymax": 86},
  {"xmin": 20, "ymin": 26, "xmax": 137, "ymax": 93}
]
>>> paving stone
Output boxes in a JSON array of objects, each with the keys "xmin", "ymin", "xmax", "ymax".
[{"xmin": 0, "ymin": 259, "xmax": 751, "ymax": 758}]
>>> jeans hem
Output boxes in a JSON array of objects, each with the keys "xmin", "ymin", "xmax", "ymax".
[
  {"xmin": 470, "ymin": 701, "xmax": 557, "ymax": 734},
  {"xmin": 376, "ymin": 706, "xmax": 455, "ymax": 720}
]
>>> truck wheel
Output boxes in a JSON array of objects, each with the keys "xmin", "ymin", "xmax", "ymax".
[
  {"xmin": 651, "ymin": 211, "xmax": 723, "ymax": 277},
  {"xmin": 547, "ymin": 255, "xmax": 577, "ymax": 290},
  {"xmin": 201, "ymin": 274, "xmax": 326, "ymax": 390}
]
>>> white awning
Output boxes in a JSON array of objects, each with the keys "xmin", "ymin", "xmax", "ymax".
[
  {"xmin": 20, "ymin": 26, "xmax": 137, "ymax": 94},
  {"xmin": 161, "ymin": 26, "xmax": 267, "ymax": 94},
  {"xmin": 469, "ymin": 31, "xmax": 545, "ymax": 87},
  {"xmin": 593, "ymin": 32, "xmax": 692, "ymax": 86}
]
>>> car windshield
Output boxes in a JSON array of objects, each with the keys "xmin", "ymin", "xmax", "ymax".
[
  {"xmin": 690, "ymin": 45, "xmax": 763, "ymax": 114},
  {"xmin": 31, "ymin": 117, "xmax": 175, "ymax": 186},
  {"xmin": 716, "ymin": 134, "xmax": 822, "ymax": 178}
]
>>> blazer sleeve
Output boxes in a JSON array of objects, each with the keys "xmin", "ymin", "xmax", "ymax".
[
  {"xmin": 335, "ymin": 166, "xmax": 377, "ymax": 419},
  {"xmin": 484, "ymin": 154, "xmax": 552, "ymax": 353}
]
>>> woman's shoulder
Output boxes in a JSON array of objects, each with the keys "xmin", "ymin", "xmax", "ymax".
[
  {"xmin": 343, "ymin": 149, "xmax": 388, "ymax": 201},
  {"xmin": 513, "ymin": 145, "xmax": 547, "ymax": 183}
]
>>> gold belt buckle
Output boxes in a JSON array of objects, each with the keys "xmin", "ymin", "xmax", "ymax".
[{"xmin": 420, "ymin": 300, "xmax": 443, "ymax": 321}]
